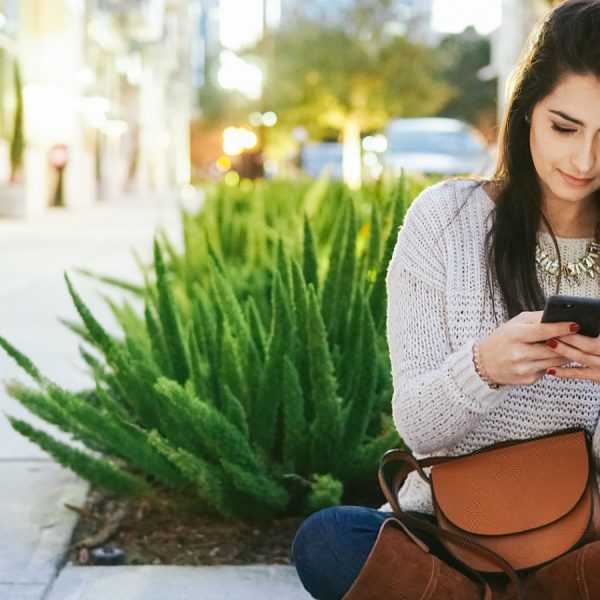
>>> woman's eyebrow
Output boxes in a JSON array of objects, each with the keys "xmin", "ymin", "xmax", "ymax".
[{"xmin": 548, "ymin": 109, "xmax": 584, "ymax": 126}]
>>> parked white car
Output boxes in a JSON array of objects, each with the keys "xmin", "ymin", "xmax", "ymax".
[{"xmin": 382, "ymin": 117, "xmax": 492, "ymax": 177}]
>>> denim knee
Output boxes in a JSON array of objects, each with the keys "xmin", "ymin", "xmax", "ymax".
[{"xmin": 291, "ymin": 506, "xmax": 388, "ymax": 600}]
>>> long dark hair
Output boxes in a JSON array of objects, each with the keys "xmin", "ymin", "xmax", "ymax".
[{"xmin": 488, "ymin": 0, "xmax": 600, "ymax": 318}]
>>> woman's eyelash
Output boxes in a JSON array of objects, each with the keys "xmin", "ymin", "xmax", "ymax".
[{"xmin": 551, "ymin": 123, "xmax": 576, "ymax": 134}]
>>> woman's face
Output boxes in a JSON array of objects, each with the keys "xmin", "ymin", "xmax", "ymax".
[{"xmin": 529, "ymin": 72, "xmax": 600, "ymax": 208}]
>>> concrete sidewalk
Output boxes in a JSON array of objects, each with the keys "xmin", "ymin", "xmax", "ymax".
[
  {"xmin": 0, "ymin": 193, "xmax": 310, "ymax": 599},
  {"xmin": 46, "ymin": 566, "xmax": 308, "ymax": 600}
]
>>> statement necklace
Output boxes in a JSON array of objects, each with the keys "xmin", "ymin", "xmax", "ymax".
[{"xmin": 536, "ymin": 222, "xmax": 600, "ymax": 287}]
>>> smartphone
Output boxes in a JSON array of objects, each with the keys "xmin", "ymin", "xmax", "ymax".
[{"xmin": 541, "ymin": 295, "xmax": 600, "ymax": 337}]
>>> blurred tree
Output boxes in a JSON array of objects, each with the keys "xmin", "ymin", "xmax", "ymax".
[
  {"xmin": 340, "ymin": 0, "xmax": 396, "ymax": 41},
  {"xmin": 434, "ymin": 27, "xmax": 497, "ymax": 140},
  {"xmin": 196, "ymin": 1, "xmax": 452, "ymax": 187},
  {"xmin": 256, "ymin": 22, "xmax": 452, "ymax": 187},
  {"xmin": 10, "ymin": 62, "xmax": 24, "ymax": 183}
]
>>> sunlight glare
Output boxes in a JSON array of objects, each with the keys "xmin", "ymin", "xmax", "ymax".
[{"xmin": 432, "ymin": 0, "xmax": 502, "ymax": 35}]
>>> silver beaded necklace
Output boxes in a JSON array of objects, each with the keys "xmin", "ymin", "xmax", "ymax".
[{"xmin": 535, "ymin": 223, "xmax": 600, "ymax": 287}]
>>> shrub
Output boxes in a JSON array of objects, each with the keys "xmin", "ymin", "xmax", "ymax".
[{"xmin": 1, "ymin": 177, "xmax": 420, "ymax": 521}]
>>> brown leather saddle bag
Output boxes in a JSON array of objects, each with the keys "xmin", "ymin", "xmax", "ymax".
[{"xmin": 379, "ymin": 428, "xmax": 600, "ymax": 599}]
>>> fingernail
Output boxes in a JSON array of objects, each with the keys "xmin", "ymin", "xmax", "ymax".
[
  {"xmin": 546, "ymin": 339, "xmax": 558, "ymax": 349},
  {"xmin": 547, "ymin": 368, "xmax": 556, "ymax": 376},
  {"xmin": 570, "ymin": 323, "xmax": 580, "ymax": 332}
]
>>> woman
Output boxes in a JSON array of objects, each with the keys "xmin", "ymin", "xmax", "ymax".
[{"xmin": 292, "ymin": 1, "xmax": 600, "ymax": 598}]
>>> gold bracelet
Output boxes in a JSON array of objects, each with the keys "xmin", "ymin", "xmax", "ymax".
[{"xmin": 473, "ymin": 343, "xmax": 502, "ymax": 390}]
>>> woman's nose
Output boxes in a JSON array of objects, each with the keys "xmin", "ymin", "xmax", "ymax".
[{"xmin": 571, "ymin": 141, "xmax": 597, "ymax": 175}]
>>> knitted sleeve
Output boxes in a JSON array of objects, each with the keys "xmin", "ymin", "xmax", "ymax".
[
  {"xmin": 591, "ymin": 421, "xmax": 600, "ymax": 472},
  {"xmin": 386, "ymin": 187, "xmax": 507, "ymax": 454}
]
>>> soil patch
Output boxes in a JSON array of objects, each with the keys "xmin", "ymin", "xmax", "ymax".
[{"xmin": 68, "ymin": 489, "xmax": 303, "ymax": 566}]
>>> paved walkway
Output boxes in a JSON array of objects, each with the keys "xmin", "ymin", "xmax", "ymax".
[
  {"xmin": 46, "ymin": 566, "xmax": 308, "ymax": 600},
  {"xmin": 0, "ymin": 193, "xmax": 309, "ymax": 599}
]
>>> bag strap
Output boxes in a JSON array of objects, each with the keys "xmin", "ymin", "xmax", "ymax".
[{"xmin": 379, "ymin": 449, "xmax": 524, "ymax": 600}]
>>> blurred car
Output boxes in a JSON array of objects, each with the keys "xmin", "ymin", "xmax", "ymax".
[
  {"xmin": 300, "ymin": 142, "xmax": 344, "ymax": 180},
  {"xmin": 382, "ymin": 117, "xmax": 492, "ymax": 177},
  {"xmin": 300, "ymin": 141, "xmax": 383, "ymax": 181}
]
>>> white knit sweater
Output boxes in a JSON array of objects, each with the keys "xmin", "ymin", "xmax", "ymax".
[{"xmin": 386, "ymin": 178, "xmax": 600, "ymax": 514}]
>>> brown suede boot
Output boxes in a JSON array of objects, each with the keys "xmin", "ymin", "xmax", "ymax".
[
  {"xmin": 342, "ymin": 518, "xmax": 486, "ymax": 599},
  {"xmin": 520, "ymin": 541, "xmax": 600, "ymax": 600}
]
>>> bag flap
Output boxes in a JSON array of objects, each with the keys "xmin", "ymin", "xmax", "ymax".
[{"xmin": 431, "ymin": 430, "xmax": 590, "ymax": 535}]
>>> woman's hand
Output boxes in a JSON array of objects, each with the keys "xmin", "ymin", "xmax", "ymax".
[
  {"xmin": 477, "ymin": 311, "xmax": 576, "ymax": 386},
  {"xmin": 544, "ymin": 333, "xmax": 600, "ymax": 382}
]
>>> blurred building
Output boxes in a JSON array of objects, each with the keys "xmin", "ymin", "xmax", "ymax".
[
  {"xmin": 0, "ymin": 0, "xmax": 195, "ymax": 217},
  {"xmin": 0, "ymin": 0, "xmax": 22, "ymax": 214},
  {"xmin": 196, "ymin": 0, "xmax": 280, "ymax": 56},
  {"xmin": 483, "ymin": 0, "xmax": 550, "ymax": 122}
]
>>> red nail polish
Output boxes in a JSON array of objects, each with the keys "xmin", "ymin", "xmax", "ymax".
[
  {"xmin": 547, "ymin": 369, "xmax": 556, "ymax": 375},
  {"xmin": 547, "ymin": 339, "xmax": 558, "ymax": 349},
  {"xmin": 570, "ymin": 323, "xmax": 580, "ymax": 332}
]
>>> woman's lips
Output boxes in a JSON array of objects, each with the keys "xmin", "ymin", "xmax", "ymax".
[{"xmin": 559, "ymin": 169, "xmax": 594, "ymax": 187}]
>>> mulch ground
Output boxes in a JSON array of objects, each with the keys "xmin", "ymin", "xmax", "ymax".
[{"xmin": 67, "ymin": 489, "xmax": 303, "ymax": 566}]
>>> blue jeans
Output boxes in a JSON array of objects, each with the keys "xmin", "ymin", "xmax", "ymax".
[{"xmin": 291, "ymin": 506, "xmax": 448, "ymax": 600}]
